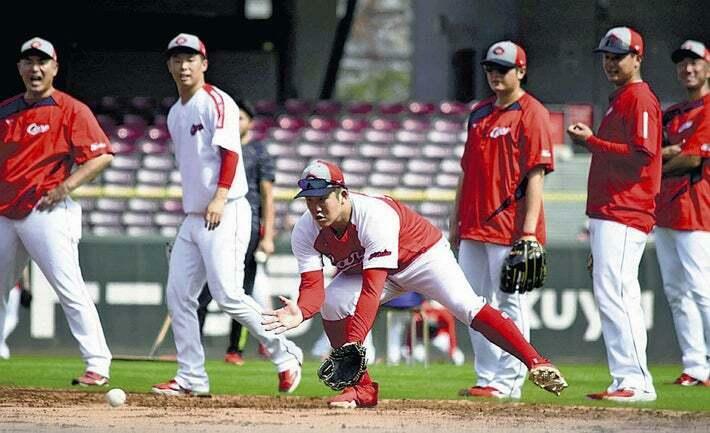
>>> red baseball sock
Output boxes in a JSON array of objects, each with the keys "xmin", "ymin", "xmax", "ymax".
[{"xmin": 470, "ymin": 304, "xmax": 546, "ymax": 369}]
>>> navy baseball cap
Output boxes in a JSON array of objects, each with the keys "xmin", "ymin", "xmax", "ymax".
[
  {"xmin": 671, "ymin": 40, "xmax": 710, "ymax": 63},
  {"xmin": 166, "ymin": 33, "xmax": 207, "ymax": 58},
  {"xmin": 295, "ymin": 160, "xmax": 347, "ymax": 198}
]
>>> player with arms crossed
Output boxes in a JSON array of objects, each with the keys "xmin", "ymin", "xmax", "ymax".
[
  {"xmin": 450, "ymin": 41, "xmax": 554, "ymax": 399},
  {"xmin": 655, "ymin": 40, "xmax": 710, "ymax": 387},
  {"xmin": 0, "ymin": 37, "xmax": 113, "ymax": 385},
  {"xmin": 151, "ymin": 33, "xmax": 302, "ymax": 397},
  {"xmin": 567, "ymin": 27, "xmax": 662, "ymax": 402},
  {"xmin": 263, "ymin": 160, "xmax": 567, "ymax": 408}
]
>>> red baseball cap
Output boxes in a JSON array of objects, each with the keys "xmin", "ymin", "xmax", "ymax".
[
  {"xmin": 671, "ymin": 40, "xmax": 710, "ymax": 63},
  {"xmin": 481, "ymin": 41, "xmax": 527, "ymax": 68},
  {"xmin": 594, "ymin": 27, "xmax": 644, "ymax": 56},
  {"xmin": 295, "ymin": 160, "xmax": 347, "ymax": 198},
  {"xmin": 166, "ymin": 33, "xmax": 207, "ymax": 58},
  {"xmin": 20, "ymin": 37, "xmax": 57, "ymax": 61}
]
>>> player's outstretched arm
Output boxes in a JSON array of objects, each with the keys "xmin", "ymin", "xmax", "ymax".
[{"xmin": 262, "ymin": 296, "xmax": 304, "ymax": 334}]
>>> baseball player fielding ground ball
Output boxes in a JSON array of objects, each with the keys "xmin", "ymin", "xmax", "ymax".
[
  {"xmin": 567, "ymin": 27, "xmax": 662, "ymax": 402},
  {"xmin": 262, "ymin": 160, "xmax": 567, "ymax": 408},
  {"xmin": 151, "ymin": 33, "xmax": 302, "ymax": 397},
  {"xmin": 0, "ymin": 37, "xmax": 113, "ymax": 386},
  {"xmin": 655, "ymin": 40, "xmax": 710, "ymax": 387}
]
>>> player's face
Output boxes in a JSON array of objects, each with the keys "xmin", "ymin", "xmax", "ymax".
[
  {"xmin": 602, "ymin": 52, "xmax": 640, "ymax": 86},
  {"xmin": 484, "ymin": 64, "xmax": 523, "ymax": 94},
  {"xmin": 167, "ymin": 53, "xmax": 207, "ymax": 91},
  {"xmin": 676, "ymin": 57, "xmax": 708, "ymax": 91},
  {"xmin": 17, "ymin": 56, "xmax": 57, "ymax": 99},
  {"xmin": 305, "ymin": 189, "xmax": 347, "ymax": 230}
]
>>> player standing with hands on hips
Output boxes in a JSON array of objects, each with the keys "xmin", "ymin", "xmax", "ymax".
[
  {"xmin": 151, "ymin": 33, "xmax": 302, "ymax": 397},
  {"xmin": 450, "ymin": 41, "xmax": 554, "ymax": 399},
  {"xmin": 567, "ymin": 27, "xmax": 661, "ymax": 402},
  {"xmin": 654, "ymin": 40, "xmax": 710, "ymax": 387},
  {"xmin": 0, "ymin": 37, "xmax": 113, "ymax": 385},
  {"xmin": 262, "ymin": 160, "xmax": 567, "ymax": 408}
]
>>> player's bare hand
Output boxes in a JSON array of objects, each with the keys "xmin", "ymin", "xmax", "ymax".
[
  {"xmin": 262, "ymin": 296, "xmax": 303, "ymax": 334},
  {"xmin": 204, "ymin": 197, "xmax": 225, "ymax": 231},
  {"xmin": 257, "ymin": 237, "xmax": 275, "ymax": 255},
  {"xmin": 36, "ymin": 183, "xmax": 71, "ymax": 211},
  {"xmin": 567, "ymin": 123, "xmax": 593, "ymax": 145}
]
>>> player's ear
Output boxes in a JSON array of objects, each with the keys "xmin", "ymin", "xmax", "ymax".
[
  {"xmin": 202, "ymin": 57, "xmax": 209, "ymax": 72},
  {"xmin": 340, "ymin": 189, "xmax": 349, "ymax": 203},
  {"xmin": 516, "ymin": 66, "xmax": 526, "ymax": 81}
]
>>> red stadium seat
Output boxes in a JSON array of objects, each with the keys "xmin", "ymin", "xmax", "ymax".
[
  {"xmin": 407, "ymin": 102, "xmax": 436, "ymax": 116},
  {"xmin": 370, "ymin": 117, "xmax": 400, "ymax": 131},
  {"xmin": 346, "ymin": 102, "xmax": 374, "ymax": 115},
  {"xmin": 137, "ymin": 139, "xmax": 168, "ymax": 155},
  {"xmin": 339, "ymin": 116, "xmax": 369, "ymax": 132},
  {"xmin": 109, "ymin": 140, "xmax": 135, "ymax": 155},
  {"xmin": 277, "ymin": 114, "xmax": 307, "ymax": 131},
  {"xmin": 251, "ymin": 116, "xmax": 278, "ymax": 132},
  {"xmin": 113, "ymin": 125, "xmax": 145, "ymax": 144},
  {"xmin": 284, "ymin": 99, "xmax": 312, "ymax": 116},
  {"xmin": 313, "ymin": 100, "xmax": 342, "ymax": 116},
  {"xmin": 401, "ymin": 117, "xmax": 430, "ymax": 132},
  {"xmin": 438, "ymin": 101, "xmax": 469, "ymax": 117},
  {"xmin": 145, "ymin": 125, "xmax": 171, "ymax": 143},
  {"xmin": 378, "ymin": 102, "xmax": 405, "ymax": 116},
  {"xmin": 308, "ymin": 116, "xmax": 338, "ymax": 132},
  {"xmin": 255, "ymin": 100, "xmax": 279, "ymax": 116}
]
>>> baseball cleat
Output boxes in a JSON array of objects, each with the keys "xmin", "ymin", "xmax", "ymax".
[
  {"xmin": 587, "ymin": 388, "xmax": 656, "ymax": 402},
  {"xmin": 224, "ymin": 352, "xmax": 245, "ymax": 366},
  {"xmin": 327, "ymin": 382, "xmax": 379, "ymax": 408},
  {"xmin": 458, "ymin": 385, "xmax": 506, "ymax": 399},
  {"xmin": 278, "ymin": 365, "xmax": 302, "ymax": 393},
  {"xmin": 673, "ymin": 373, "xmax": 710, "ymax": 387},
  {"xmin": 151, "ymin": 379, "xmax": 211, "ymax": 397},
  {"xmin": 528, "ymin": 363, "xmax": 568, "ymax": 396},
  {"xmin": 71, "ymin": 371, "xmax": 108, "ymax": 387}
]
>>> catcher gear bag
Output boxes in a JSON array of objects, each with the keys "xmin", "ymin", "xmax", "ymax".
[
  {"xmin": 500, "ymin": 239, "xmax": 548, "ymax": 293},
  {"xmin": 318, "ymin": 342, "xmax": 368, "ymax": 391}
]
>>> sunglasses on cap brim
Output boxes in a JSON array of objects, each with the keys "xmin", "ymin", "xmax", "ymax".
[
  {"xmin": 483, "ymin": 64, "xmax": 515, "ymax": 74},
  {"xmin": 297, "ymin": 178, "xmax": 343, "ymax": 191}
]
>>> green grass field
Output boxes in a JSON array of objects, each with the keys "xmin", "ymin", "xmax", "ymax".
[{"xmin": 1, "ymin": 356, "xmax": 708, "ymax": 412}]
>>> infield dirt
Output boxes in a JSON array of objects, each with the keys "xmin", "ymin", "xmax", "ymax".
[{"xmin": 1, "ymin": 388, "xmax": 709, "ymax": 433}]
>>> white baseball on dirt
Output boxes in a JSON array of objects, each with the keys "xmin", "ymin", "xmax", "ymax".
[
  {"xmin": 254, "ymin": 250, "xmax": 268, "ymax": 263},
  {"xmin": 105, "ymin": 388, "xmax": 127, "ymax": 407}
]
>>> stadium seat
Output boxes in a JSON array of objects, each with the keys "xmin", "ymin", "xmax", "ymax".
[
  {"xmin": 276, "ymin": 157, "xmax": 307, "ymax": 172},
  {"xmin": 122, "ymin": 211, "xmax": 154, "ymax": 227},
  {"xmin": 136, "ymin": 169, "xmax": 169, "ymax": 186},
  {"xmin": 341, "ymin": 157, "xmax": 373, "ymax": 173},
  {"xmin": 154, "ymin": 212, "xmax": 184, "ymax": 229},
  {"xmin": 136, "ymin": 139, "xmax": 168, "ymax": 155},
  {"xmin": 369, "ymin": 173, "xmax": 401, "ymax": 188},
  {"xmin": 297, "ymin": 142, "xmax": 329, "ymax": 158},
  {"xmin": 142, "ymin": 155, "xmax": 174, "ymax": 171},
  {"xmin": 308, "ymin": 115, "xmax": 338, "ymax": 132},
  {"xmin": 110, "ymin": 155, "xmax": 141, "ymax": 170},
  {"xmin": 407, "ymin": 102, "xmax": 436, "ymax": 116},
  {"xmin": 89, "ymin": 210, "xmax": 122, "ymax": 226},
  {"xmin": 342, "ymin": 172, "xmax": 367, "ymax": 188},
  {"xmin": 113, "ymin": 125, "xmax": 144, "ymax": 144},
  {"xmin": 391, "ymin": 142, "xmax": 422, "ymax": 158},
  {"xmin": 339, "ymin": 117, "xmax": 369, "ymax": 132},
  {"xmin": 145, "ymin": 125, "xmax": 171, "ymax": 143},
  {"xmin": 435, "ymin": 173, "xmax": 459, "ymax": 188},
  {"xmin": 419, "ymin": 201, "xmax": 451, "ymax": 218},
  {"xmin": 102, "ymin": 169, "xmax": 135, "ymax": 186},
  {"xmin": 126, "ymin": 226, "xmax": 161, "ymax": 237},
  {"xmin": 432, "ymin": 119, "xmax": 464, "ymax": 133},
  {"xmin": 333, "ymin": 129, "xmax": 364, "ymax": 143},
  {"xmin": 439, "ymin": 158, "xmax": 462, "ymax": 174},
  {"xmin": 161, "ymin": 199, "xmax": 183, "ymax": 213},
  {"xmin": 395, "ymin": 130, "xmax": 426, "ymax": 144},
  {"xmin": 313, "ymin": 100, "xmax": 342, "ymax": 116},
  {"xmin": 407, "ymin": 159, "xmax": 439, "ymax": 174},
  {"xmin": 169, "ymin": 169, "xmax": 181, "ymax": 185},
  {"xmin": 438, "ymin": 101, "xmax": 469, "ymax": 117},
  {"xmin": 95, "ymin": 198, "xmax": 128, "ymax": 212},
  {"xmin": 270, "ymin": 128, "xmax": 299, "ymax": 143},
  {"xmin": 251, "ymin": 116, "xmax": 278, "ymax": 132},
  {"xmin": 277, "ymin": 114, "xmax": 307, "ymax": 131},
  {"xmin": 284, "ymin": 99, "xmax": 312, "ymax": 116},
  {"xmin": 364, "ymin": 129, "xmax": 396, "ymax": 144},
  {"xmin": 378, "ymin": 102, "xmax": 405, "ymax": 116},
  {"xmin": 422, "ymin": 143, "xmax": 454, "ymax": 159},
  {"xmin": 128, "ymin": 198, "xmax": 161, "ymax": 212},
  {"xmin": 401, "ymin": 117, "xmax": 430, "ymax": 132},
  {"xmin": 302, "ymin": 128, "xmax": 332, "ymax": 143},
  {"xmin": 254, "ymin": 100, "xmax": 279, "ymax": 116},
  {"xmin": 328, "ymin": 142, "xmax": 357, "ymax": 158},
  {"xmin": 160, "ymin": 226, "xmax": 178, "ymax": 237},
  {"xmin": 370, "ymin": 117, "xmax": 400, "ymax": 131},
  {"xmin": 359, "ymin": 143, "xmax": 390, "ymax": 158},
  {"xmin": 267, "ymin": 141, "xmax": 298, "ymax": 157},
  {"xmin": 374, "ymin": 159, "xmax": 406, "ymax": 174},
  {"xmin": 346, "ymin": 101, "xmax": 373, "ymax": 115},
  {"xmin": 402, "ymin": 173, "xmax": 434, "ymax": 188},
  {"xmin": 91, "ymin": 225, "xmax": 125, "ymax": 236},
  {"xmin": 426, "ymin": 130, "xmax": 459, "ymax": 144}
]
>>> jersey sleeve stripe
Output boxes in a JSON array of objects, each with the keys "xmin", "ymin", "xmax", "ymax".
[
  {"xmin": 203, "ymin": 84, "xmax": 225, "ymax": 129},
  {"xmin": 642, "ymin": 111, "xmax": 648, "ymax": 139}
]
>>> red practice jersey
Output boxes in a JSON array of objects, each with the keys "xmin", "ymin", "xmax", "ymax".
[
  {"xmin": 292, "ymin": 193, "xmax": 442, "ymax": 276},
  {"xmin": 586, "ymin": 82, "xmax": 662, "ymax": 233},
  {"xmin": 458, "ymin": 93, "xmax": 554, "ymax": 245},
  {"xmin": 657, "ymin": 93, "xmax": 710, "ymax": 231},
  {"xmin": 0, "ymin": 91, "xmax": 112, "ymax": 219}
]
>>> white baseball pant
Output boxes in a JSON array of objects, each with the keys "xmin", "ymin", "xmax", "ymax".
[
  {"xmin": 458, "ymin": 240, "xmax": 529, "ymax": 399},
  {"xmin": 320, "ymin": 237, "xmax": 485, "ymax": 339},
  {"xmin": 167, "ymin": 198, "xmax": 302, "ymax": 393},
  {"xmin": 655, "ymin": 227, "xmax": 710, "ymax": 381},
  {"xmin": 0, "ymin": 286, "xmax": 21, "ymax": 359},
  {"xmin": 589, "ymin": 218, "xmax": 655, "ymax": 395},
  {"xmin": 0, "ymin": 199, "xmax": 112, "ymax": 376}
]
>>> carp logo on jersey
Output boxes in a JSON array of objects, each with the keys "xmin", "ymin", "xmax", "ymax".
[
  {"xmin": 327, "ymin": 250, "xmax": 364, "ymax": 273},
  {"xmin": 26, "ymin": 123, "xmax": 49, "ymax": 136},
  {"xmin": 489, "ymin": 126, "xmax": 511, "ymax": 138},
  {"xmin": 190, "ymin": 123, "xmax": 204, "ymax": 136}
]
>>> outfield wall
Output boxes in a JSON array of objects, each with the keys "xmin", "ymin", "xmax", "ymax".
[{"xmin": 6, "ymin": 236, "xmax": 680, "ymax": 365}]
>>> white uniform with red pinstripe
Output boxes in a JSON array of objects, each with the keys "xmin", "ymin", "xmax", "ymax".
[{"xmin": 166, "ymin": 84, "xmax": 301, "ymax": 393}]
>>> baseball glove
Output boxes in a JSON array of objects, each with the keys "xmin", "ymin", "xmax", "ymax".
[
  {"xmin": 500, "ymin": 239, "xmax": 548, "ymax": 293},
  {"xmin": 317, "ymin": 342, "xmax": 368, "ymax": 391}
]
